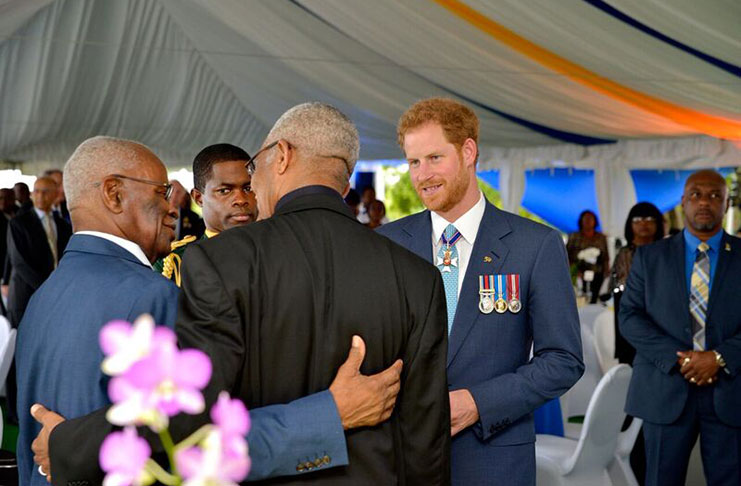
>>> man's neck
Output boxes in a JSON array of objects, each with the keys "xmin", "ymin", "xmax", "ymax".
[
  {"xmin": 687, "ymin": 226, "xmax": 722, "ymax": 242},
  {"xmin": 436, "ymin": 184, "xmax": 480, "ymax": 223}
]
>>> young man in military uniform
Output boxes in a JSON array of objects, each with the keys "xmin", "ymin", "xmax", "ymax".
[{"xmin": 154, "ymin": 143, "xmax": 257, "ymax": 285}]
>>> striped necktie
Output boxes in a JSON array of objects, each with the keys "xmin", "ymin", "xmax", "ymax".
[
  {"xmin": 689, "ymin": 242, "xmax": 710, "ymax": 351},
  {"xmin": 436, "ymin": 224, "xmax": 461, "ymax": 334}
]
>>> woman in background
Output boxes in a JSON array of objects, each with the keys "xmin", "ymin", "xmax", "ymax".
[{"xmin": 567, "ymin": 210, "xmax": 609, "ymax": 303}]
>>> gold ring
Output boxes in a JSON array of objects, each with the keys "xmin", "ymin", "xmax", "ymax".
[
  {"xmin": 707, "ymin": 377, "xmax": 714, "ymax": 384},
  {"xmin": 690, "ymin": 377, "xmax": 697, "ymax": 383},
  {"xmin": 683, "ymin": 357, "xmax": 691, "ymax": 365}
]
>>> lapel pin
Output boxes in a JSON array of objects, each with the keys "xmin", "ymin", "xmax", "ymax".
[
  {"xmin": 725, "ymin": 243, "xmax": 731, "ymax": 252},
  {"xmin": 483, "ymin": 256, "xmax": 492, "ymax": 263}
]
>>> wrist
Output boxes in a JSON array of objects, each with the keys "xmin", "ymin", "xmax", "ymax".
[{"xmin": 713, "ymin": 350, "xmax": 726, "ymax": 368}]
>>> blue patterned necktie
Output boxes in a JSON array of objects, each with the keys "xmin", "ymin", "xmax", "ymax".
[
  {"xmin": 437, "ymin": 224, "xmax": 461, "ymax": 334},
  {"xmin": 689, "ymin": 242, "xmax": 710, "ymax": 350}
]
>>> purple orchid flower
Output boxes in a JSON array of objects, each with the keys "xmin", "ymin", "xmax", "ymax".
[
  {"xmin": 100, "ymin": 315, "xmax": 177, "ymax": 376},
  {"xmin": 99, "ymin": 426, "xmax": 153, "ymax": 486}
]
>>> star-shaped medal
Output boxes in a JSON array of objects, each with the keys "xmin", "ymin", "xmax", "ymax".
[{"xmin": 437, "ymin": 251, "xmax": 458, "ymax": 273}]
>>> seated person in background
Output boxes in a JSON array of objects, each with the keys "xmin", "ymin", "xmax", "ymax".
[
  {"xmin": 154, "ymin": 143, "xmax": 257, "ymax": 286},
  {"xmin": 366, "ymin": 199, "xmax": 386, "ymax": 229},
  {"xmin": 566, "ymin": 209, "xmax": 609, "ymax": 303},
  {"xmin": 344, "ymin": 188, "xmax": 360, "ymax": 217},
  {"xmin": 6, "ymin": 176, "xmax": 72, "ymax": 327}
]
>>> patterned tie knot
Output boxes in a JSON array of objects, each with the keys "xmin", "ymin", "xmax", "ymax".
[{"xmin": 698, "ymin": 242, "xmax": 709, "ymax": 253}]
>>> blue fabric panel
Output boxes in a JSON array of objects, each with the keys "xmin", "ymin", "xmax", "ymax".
[
  {"xmin": 477, "ymin": 170, "xmax": 500, "ymax": 190},
  {"xmin": 630, "ymin": 168, "xmax": 734, "ymax": 213},
  {"xmin": 584, "ymin": 0, "xmax": 741, "ymax": 78},
  {"xmin": 521, "ymin": 168, "xmax": 600, "ymax": 233}
]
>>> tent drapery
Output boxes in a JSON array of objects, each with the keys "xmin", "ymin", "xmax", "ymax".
[{"xmin": 1, "ymin": 0, "xmax": 739, "ymax": 235}]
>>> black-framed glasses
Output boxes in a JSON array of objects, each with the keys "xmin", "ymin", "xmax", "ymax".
[
  {"xmin": 110, "ymin": 174, "xmax": 173, "ymax": 200},
  {"xmin": 245, "ymin": 141, "xmax": 279, "ymax": 176}
]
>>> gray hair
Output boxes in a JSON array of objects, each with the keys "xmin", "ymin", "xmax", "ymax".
[
  {"xmin": 266, "ymin": 102, "xmax": 359, "ymax": 182},
  {"xmin": 63, "ymin": 136, "xmax": 156, "ymax": 208}
]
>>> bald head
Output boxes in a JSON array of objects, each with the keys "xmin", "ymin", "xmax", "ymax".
[
  {"xmin": 681, "ymin": 169, "xmax": 729, "ymax": 240},
  {"xmin": 64, "ymin": 136, "xmax": 157, "ymax": 210}
]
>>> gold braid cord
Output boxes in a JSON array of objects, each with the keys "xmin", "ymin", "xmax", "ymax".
[{"xmin": 160, "ymin": 235, "xmax": 196, "ymax": 287}]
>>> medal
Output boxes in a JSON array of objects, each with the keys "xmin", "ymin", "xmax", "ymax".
[
  {"xmin": 494, "ymin": 274, "xmax": 508, "ymax": 314},
  {"xmin": 436, "ymin": 230, "xmax": 463, "ymax": 273},
  {"xmin": 507, "ymin": 274, "xmax": 522, "ymax": 313},
  {"xmin": 478, "ymin": 275, "xmax": 495, "ymax": 314}
]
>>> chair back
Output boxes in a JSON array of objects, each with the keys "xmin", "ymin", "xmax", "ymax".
[
  {"xmin": 0, "ymin": 328, "xmax": 17, "ymax": 397},
  {"xmin": 594, "ymin": 309, "xmax": 618, "ymax": 374},
  {"xmin": 616, "ymin": 416, "xmax": 643, "ymax": 458},
  {"xmin": 578, "ymin": 304, "xmax": 606, "ymax": 333},
  {"xmin": 562, "ymin": 364, "xmax": 632, "ymax": 475}
]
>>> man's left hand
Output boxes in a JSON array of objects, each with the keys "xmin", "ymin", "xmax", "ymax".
[
  {"xmin": 449, "ymin": 389, "xmax": 479, "ymax": 437},
  {"xmin": 30, "ymin": 403, "xmax": 66, "ymax": 483},
  {"xmin": 677, "ymin": 350, "xmax": 719, "ymax": 385}
]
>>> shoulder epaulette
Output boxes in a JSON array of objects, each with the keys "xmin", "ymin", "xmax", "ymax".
[{"xmin": 160, "ymin": 235, "xmax": 197, "ymax": 286}]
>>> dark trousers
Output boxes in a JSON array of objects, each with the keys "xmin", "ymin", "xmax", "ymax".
[{"xmin": 643, "ymin": 386, "xmax": 741, "ymax": 486}]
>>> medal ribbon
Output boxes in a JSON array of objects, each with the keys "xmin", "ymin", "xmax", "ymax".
[
  {"xmin": 506, "ymin": 274, "xmax": 520, "ymax": 300},
  {"xmin": 478, "ymin": 275, "xmax": 494, "ymax": 292},
  {"xmin": 496, "ymin": 274, "xmax": 507, "ymax": 300},
  {"xmin": 440, "ymin": 230, "xmax": 463, "ymax": 248}
]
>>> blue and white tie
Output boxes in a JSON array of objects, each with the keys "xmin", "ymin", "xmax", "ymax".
[
  {"xmin": 437, "ymin": 224, "xmax": 460, "ymax": 334},
  {"xmin": 689, "ymin": 242, "xmax": 710, "ymax": 351}
]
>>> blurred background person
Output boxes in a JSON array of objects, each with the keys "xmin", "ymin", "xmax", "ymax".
[
  {"xmin": 610, "ymin": 202, "xmax": 665, "ymax": 365},
  {"xmin": 344, "ymin": 188, "xmax": 360, "ymax": 217},
  {"xmin": 366, "ymin": 200, "xmax": 386, "ymax": 229},
  {"xmin": 0, "ymin": 188, "xmax": 17, "ymax": 220},
  {"xmin": 13, "ymin": 182, "xmax": 32, "ymax": 213},
  {"xmin": 567, "ymin": 209, "xmax": 609, "ymax": 303},
  {"xmin": 169, "ymin": 179, "xmax": 205, "ymax": 240},
  {"xmin": 43, "ymin": 168, "xmax": 70, "ymax": 222},
  {"xmin": 356, "ymin": 186, "xmax": 376, "ymax": 224}
]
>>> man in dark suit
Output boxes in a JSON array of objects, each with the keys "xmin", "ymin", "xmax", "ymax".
[
  {"xmin": 173, "ymin": 102, "xmax": 450, "ymax": 484},
  {"xmin": 378, "ymin": 98, "xmax": 583, "ymax": 486},
  {"xmin": 13, "ymin": 182, "xmax": 33, "ymax": 213},
  {"xmin": 27, "ymin": 135, "xmax": 408, "ymax": 485},
  {"xmin": 620, "ymin": 169, "xmax": 741, "ymax": 486},
  {"xmin": 42, "ymin": 169, "xmax": 71, "ymax": 223},
  {"xmin": 6, "ymin": 176, "xmax": 71, "ymax": 327},
  {"xmin": 169, "ymin": 180, "xmax": 205, "ymax": 240}
]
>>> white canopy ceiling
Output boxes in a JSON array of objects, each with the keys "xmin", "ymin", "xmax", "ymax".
[{"xmin": 1, "ymin": 0, "xmax": 739, "ymax": 169}]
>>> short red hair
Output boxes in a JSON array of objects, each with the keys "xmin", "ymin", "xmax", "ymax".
[{"xmin": 397, "ymin": 98, "xmax": 479, "ymax": 151}]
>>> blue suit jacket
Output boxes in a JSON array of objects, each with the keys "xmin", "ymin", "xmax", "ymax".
[
  {"xmin": 378, "ymin": 200, "xmax": 583, "ymax": 482},
  {"xmin": 16, "ymin": 234, "xmax": 180, "ymax": 486},
  {"xmin": 619, "ymin": 231, "xmax": 741, "ymax": 426}
]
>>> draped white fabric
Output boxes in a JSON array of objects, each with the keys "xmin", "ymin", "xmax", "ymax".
[{"xmin": 0, "ymin": 0, "xmax": 739, "ymax": 234}]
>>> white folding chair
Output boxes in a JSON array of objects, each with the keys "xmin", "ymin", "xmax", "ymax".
[
  {"xmin": 607, "ymin": 416, "xmax": 643, "ymax": 486},
  {"xmin": 536, "ymin": 364, "xmax": 632, "ymax": 486},
  {"xmin": 593, "ymin": 310, "xmax": 619, "ymax": 374},
  {"xmin": 0, "ymin": 316, "xmax": 13, "ymax": 397}
]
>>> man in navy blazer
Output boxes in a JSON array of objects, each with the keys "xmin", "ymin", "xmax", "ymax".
[
  {"xmin": 22, "ymin": 136, "xmax": 404, "ymax": 486},
  {"xmin": 620, "ymin": 170, "xmax": 741, "ymax": 486},
  {"xmin": 378, "ymin": 98, "xmax": 583, "ymax": 485}
]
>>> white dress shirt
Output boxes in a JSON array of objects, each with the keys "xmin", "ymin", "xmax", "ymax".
[
  {"xmin": 430, "ymin": 192, "xmax": 486, "ymax": 294},
  {"xmin": 75, "ymin": 231, "xmax": 152, "ymax": 268}
]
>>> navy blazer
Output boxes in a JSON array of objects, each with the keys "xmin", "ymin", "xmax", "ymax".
[
  {"xmin": 378, "ymin": 200, "xmax": 583, "ymax": 481},
  {"xmin": 620, "ymin": 231, "xmax": 741, "ymax": 426},
  {"xmin": 16, "ymin": 234, "xmax": 180, "ymax": 486}
]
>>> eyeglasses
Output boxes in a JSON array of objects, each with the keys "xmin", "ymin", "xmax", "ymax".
[
  {"xmin": 245, "ymin": 141, "xmax": 279, "ymax": 176},
  {"xmin": 110, "ymin": 174, "xmax": 173, "ymax": 200},
  {"xmin": 245, "ymin": 139, "xmax": 351, "ymax": 177},
  {"xmin": 631, "ymin": 216, "xmax": 656, "ymax": 224}
]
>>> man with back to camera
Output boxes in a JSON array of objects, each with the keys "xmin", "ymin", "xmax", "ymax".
[
  {"xmin": 28, "ymin": 135, "xmax": 406, "ymax": 485},
  {"xmin": 620, "ymin": 169, "xmax": 741, "ymax": 486},
  {"xmin": 378, "ymin": 97, "xmax": 584, "ymax": 485},
  {"xmin": 154, "ymin": 143, "xmax": 258, "ymax": 286}
]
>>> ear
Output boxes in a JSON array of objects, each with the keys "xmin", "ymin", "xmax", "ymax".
[
  {"xmin": 101, "ymin": 176, "xmax": 124, "ymax": 214},
  {"xmin": 191, "ymin": 188, "xmax": 203, "ymax": 208},
  {"xmin": 461, "ymin": 138, "xmax": 477, "ymax": 168},
  {"xmin": 275, "ymin": 140, "xmax": 292, "ymax": 175}
]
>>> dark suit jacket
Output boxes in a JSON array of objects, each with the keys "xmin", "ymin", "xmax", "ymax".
[
  {"xmin": 16, "ymin": 234, "xmax": 180, "ymax": 486},
  {"xmin": 172, "ymin": 186, "xmax": 450, "ymax": 485},
  {"xmin": 6, "ymin": 209, "xmax": 71, "ymax": 326},
  {"xmin": 620, "ymin": 231, "xmax": 741, "ymax": 426},
  {"xmin": 378, "ymin": 200, "xmax": 584, "ymax": 484},
  {"xmin": 178, "ymin": 206, "xmax": 205, "ymax": 240}
]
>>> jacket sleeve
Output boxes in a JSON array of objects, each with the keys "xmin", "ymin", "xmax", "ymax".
[
  {"xmin": 469, "ymin": 229, "xmax": 584, "ymax": 441},
  {"xmin": 397, "ymin": 266, "xmax": 450, "ymax": 484},
  {"xmin": 618, "ymin": 246, "xmax": 686, "ymax": 374}
]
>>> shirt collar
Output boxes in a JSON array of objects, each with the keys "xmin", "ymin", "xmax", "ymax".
[
  {"xmin": 74, "ymin": 231, "xmax": 152, "ymax": 268},
  {"xmin": 683, "ymin": 228, "xmax": 723, "ymax": 254},
  {"xmin": 275, "ymin": 185, "xmax": 341, "ymax": 213},
  {"xmin": 33, "ymin": 207, "xmax": 50, "ymax": 220},
  {"xmin": 430, "ymin": 192, "xmax": 486, "ymax": 245},
  {"xmin": 204, "ymin": 229, "xmax": 219, "ymax": 239}
]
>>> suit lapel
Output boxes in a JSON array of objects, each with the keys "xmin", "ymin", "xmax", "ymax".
[
  {"xmin": 706, "ymin": 232, "xmax": 733, "ymax": 321},
  {"xmin": 668, "ymin": 232, "xmax": 689, "ymax": 310},
  {"xmin": 447, "ymin": 202, "xmax": 511, "ymax": 368},
  {"xmin": 402, "ymin": 211, "xmax": 433, "ymax": 264}
]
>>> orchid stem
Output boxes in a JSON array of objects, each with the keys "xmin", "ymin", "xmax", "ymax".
[
  {"xmin": 159, "ymin": 428, "xmax": 180, "ymax": 481},
  {"xmin": 144, "ymin": 458, "xmax": 180, "ymax": 486}
]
